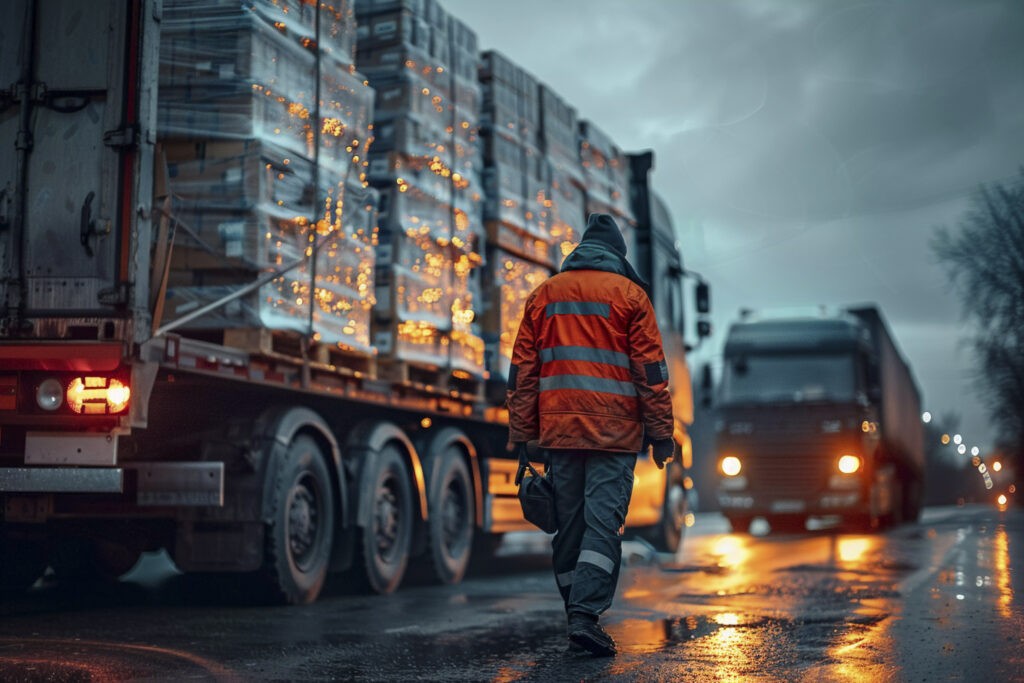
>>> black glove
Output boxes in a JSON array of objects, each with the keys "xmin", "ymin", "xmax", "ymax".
[{"xmin": 650, "ymin": 439, "xmax": 676, "ymax": 470}]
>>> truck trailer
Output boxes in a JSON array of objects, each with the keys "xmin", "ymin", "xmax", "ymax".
[
  {"xmin": 714, "ymin": 306, "xmax": 924, "ymax": 533},
  {"xmin": 0, "ymin": 0, "xmax": 709, "ymax": 602}
]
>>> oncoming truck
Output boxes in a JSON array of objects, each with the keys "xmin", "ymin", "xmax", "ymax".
[
  {"xmin": 714, "ymin": 306, "xmax": 924, "ymax": 533},
  {"xmin": 0, "ymin": 0, "xmax": 709, "ymax": 602}
]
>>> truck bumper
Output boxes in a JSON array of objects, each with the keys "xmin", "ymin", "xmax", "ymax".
[
  {"xmin": 718, "ymin": 490, "xmax": 862, "ymax": 516},
  {"xmin": 0, "ymin": 463, "xmax": 224, "ymax": 506}
]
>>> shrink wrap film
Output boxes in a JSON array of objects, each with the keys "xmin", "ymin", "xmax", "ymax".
[
  {"xmin": 159, "ymin": 3, "xmax": 373, "ymax": 170},
  {"xmin": 354, "ymin": 0, "xmax": 424, "ymax": 13},
  {"xmin": 546, "ymin": 163, "xmax": 586, "ymax": 264},
  {"xmin": 162, "ymin": 0, "xmax": 356, "ymax": 64},
  {"xmin": 538, "ymin": 84, "xmax": 582, "ymax": 183},
  {"xmin": 158, "ymin": 134, "xmax": 375, "ymax": 351},
  {"xmin": 579, "ymin": 120, "xmax": 635, "ymax": 225},
  {"xmin": 356, "ymin": 9, "xmax": 431, "ymax": 51},
  {"xmin": 481, "ymin": 249, "xmax": 552, "ymax": 383}
]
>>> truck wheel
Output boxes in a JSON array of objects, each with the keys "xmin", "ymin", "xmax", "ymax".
[
  {"xmin": 902, "ymin": 476, "xmax": 923, "ymax": 523},
  {"xmin": 0, "ymin": 537, "xmax": 45, "ymax": 592},
  {"xmin": 767, "ymin": 515, "xmax": 806, "ymax": 534},
  {"xmin": 883, "ymin": 477, "xmax": 905, "ymax": 528},
  {"xmin": 726, "ymin": 515, "xmax": 753, "ymax": 534},
  {"xmin": 263, "ymin": 435, "xmax": 335, "ymax": 604},
  {"xmin": 641, "ymin": 464, "xmax": 686, "ymax": 553},
  {"xmin": 359, "ymin": 444, "xmax": 413, "ymax": 594},
  {"xmin": 426, "ymin": 447, "xmax": 474, "ymax": 584}
]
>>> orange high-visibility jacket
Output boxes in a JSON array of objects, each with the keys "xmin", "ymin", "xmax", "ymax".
[{"xmin": 507, "ymin": 266, "xmax": 674, "ymax": 453}]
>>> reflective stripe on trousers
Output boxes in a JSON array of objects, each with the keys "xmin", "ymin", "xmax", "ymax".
[{"xmin": 549, "ymin": 449, "xmax": 636, "ymax": 618}]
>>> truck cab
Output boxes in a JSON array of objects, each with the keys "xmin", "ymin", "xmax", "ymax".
[{"xmin": 715, "ymin": 308, "xmax": 922, "ymax": 532}]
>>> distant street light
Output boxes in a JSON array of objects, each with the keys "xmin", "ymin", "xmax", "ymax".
[
  {"xmin": 993, "ymin": 461, "xmax": 1003, "ymax": 472},
  {"xmin": 958, "ymin": 444, "xmax": 967, "ymax": 455},
  {"xmin": 954, "ymin": 434, "xmax": 963, "ymax": 445},
  {"xmin": 922, "ymin": 411, "xmax": 932, "ymax": 423},
  {"xmin": 971, "ymin": 446, "xmax": 980, "ymax": 456},
  {"xmin": 941, "ymin": 434, "xmax": 951, "ymax": 445}
]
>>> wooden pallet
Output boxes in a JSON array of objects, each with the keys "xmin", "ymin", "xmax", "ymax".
[
  {"xmin": 377, "ymin": 357, "xmax": 485, "ymax": 401},
  {"xmin": 221, "ymin": 328, "xmax": 376, "ymax": 377}
]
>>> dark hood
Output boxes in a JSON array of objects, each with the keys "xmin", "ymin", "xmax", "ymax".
[{"xmin": 560, "ymin": 214, "xmax": 650, "ymax": 293}]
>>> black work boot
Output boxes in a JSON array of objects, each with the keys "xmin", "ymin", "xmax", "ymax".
[{"xmin": 567, "ymin": 612, "xmax": 617, "ymax": 657}]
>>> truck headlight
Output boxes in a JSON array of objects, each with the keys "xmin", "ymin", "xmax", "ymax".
[
  {"xmin": 837, "ymin": 454, "xmax": 861, "ymax": 474},
  {"xmin": 36, "ymin": 378, "xmax": 64, "ymax": 411},
  {"xmin": 720, "ymin": 456, "xmax": 743, "ymax": 477}
]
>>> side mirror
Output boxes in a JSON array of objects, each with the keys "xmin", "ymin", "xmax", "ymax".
[
  {"xmin": 700, "ymin": 363, "xmax": 713, "ymax": 409},
  {"xmin": 695, "ymin": 281, "xmax": 710, "ymax": 314}
]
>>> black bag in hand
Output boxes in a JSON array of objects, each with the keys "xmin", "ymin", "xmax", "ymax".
[{"xmin": 515, "ymin": 446, "xmax": 557, "ymax": 534}]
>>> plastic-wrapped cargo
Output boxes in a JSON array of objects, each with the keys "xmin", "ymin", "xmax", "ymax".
[
  {"xmin": 539, "ymin": 84, "xmax": 582, "ymax": 183},
  {"xmin": 160, "ymin": 0, "xmax": 357, "ymax": 65},
  {"xmin": 546, "ymin": 162, "xmax": 586, "ymax": 263},
  {"xmin": 356, "ymin": 8, "xmax": 431, "ymax": 51},
  {"xmin": 480, "ymin": 249, "xmax": 552, "ymax": 383},
  {"xmin": 160, "ymin": 139, "xmax": 377, "ymax": 352},
  {"xmin": 159, "ymin": 3, "xmax": 373, "ymax": 171},
  {"xmin": 579, "ymin": 120, "xmax": 635, "ymax": 224},
  {"xmin": 358, "ymin": 0, "xmax": 486, "ymax": 379}
]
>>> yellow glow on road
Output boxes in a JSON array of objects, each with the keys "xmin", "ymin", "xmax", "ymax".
[
  {"xmin": 837, "ymin": 538, "xmax": 871, "ymax": 563},
  {"xmin": 712, "ymin": 535, "xmax": 750, "ymax": 569}
]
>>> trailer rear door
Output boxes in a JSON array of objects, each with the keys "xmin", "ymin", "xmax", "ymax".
[{"xmin": 0, "ymin": 0, "xmax": 156, "ymax": 337}]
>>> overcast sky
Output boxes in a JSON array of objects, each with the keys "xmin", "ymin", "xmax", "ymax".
[{"xmin": 444, "ymin": 0, "xmax": 1024, "ymax": 452}]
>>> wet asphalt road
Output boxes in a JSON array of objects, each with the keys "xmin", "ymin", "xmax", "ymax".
[{"xmin": 1, "ymin": 504, "xmax": 1021, "ymax": 682}]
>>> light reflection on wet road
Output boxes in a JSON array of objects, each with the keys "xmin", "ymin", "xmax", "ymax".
[{"xmin": 0, "ymin": 505, "xmax": 1020, "ymax": 681}]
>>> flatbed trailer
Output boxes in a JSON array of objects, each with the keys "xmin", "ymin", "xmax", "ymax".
[{"xmin": 0, "ymin": 0, "xmax": 708, "ymax": 603}]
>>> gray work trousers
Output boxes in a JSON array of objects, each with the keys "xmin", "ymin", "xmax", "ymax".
[{"xmin": 548, "ymin": 449, "xmax": 636, "ymax": 619}]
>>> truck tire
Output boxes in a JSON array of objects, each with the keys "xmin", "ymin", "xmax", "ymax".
[
  {"xmin": 902, "ymin": 476, "xmax": 923, "ymax": 523},
  {"xmin": 766, "ymin": 514, "xmax": 806, "ymax": 534},
  {"xmin": 426, "ymin": 447, "xmax": 474, "ymax": 584},
  {"xmin": 262, "ymin": 435, "xmax": 335, "ymax": 604},
  {"xmin": 358, "ymin": 444, "xmax": 414, "ymax": 594},
  {"xmin": 640, "ymin": 463, "xmax": 687, "ymax": 553}
]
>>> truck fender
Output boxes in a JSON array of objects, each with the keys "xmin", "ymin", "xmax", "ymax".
[
  {"xmin": 346, "ymin": 421, "xmax": 428, "ymax": 528},
  {"xmin": 256, "ymin": 406, "xmax": 346, "ymax": 529},
  {"xmin": 419, "ymin": 427, "xmax": 484, "ymax": 528}
]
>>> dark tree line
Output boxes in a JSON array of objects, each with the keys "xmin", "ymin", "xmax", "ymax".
[{"xmin": 933, "ymin": 169, "xmax": 1024, "ymax": 464}]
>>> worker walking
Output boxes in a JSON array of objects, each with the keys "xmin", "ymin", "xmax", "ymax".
[{"xmin": 507, "ymin": 213, "xmax": 677, "ymax": 657}]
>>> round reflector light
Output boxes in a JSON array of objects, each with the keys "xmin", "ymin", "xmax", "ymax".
[{"xmin": 36, "ymin": 378, "xmax": 64, "ymax": 411}]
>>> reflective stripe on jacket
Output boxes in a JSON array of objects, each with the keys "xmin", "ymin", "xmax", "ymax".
[{"xmin": 507, "ymin": 268, "xmax": 674, "ymax": 452}]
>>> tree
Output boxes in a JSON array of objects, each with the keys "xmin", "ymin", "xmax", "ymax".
[{"xmin": 932, "ymin": 169, "xmax": 1024, "ymax": 463}]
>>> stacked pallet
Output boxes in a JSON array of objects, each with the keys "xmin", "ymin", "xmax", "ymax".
[
  {"xmin": 356, "ymin": 0, "xmax": 486, "ymax": 382},
  {"xmin": 579, "ymin": 119, "xmax": 637, "ymax": 255},
  {"xmin": 157, "ymin": 0, "xmax": 378, "ymax": 355}
]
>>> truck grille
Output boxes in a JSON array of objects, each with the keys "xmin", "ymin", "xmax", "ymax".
[{"xmin": 742, "ymin": 444, "xmax": 829, "ymax": 495}]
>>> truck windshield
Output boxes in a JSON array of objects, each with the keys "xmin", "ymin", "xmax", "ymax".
[{"xmin": 721, "ymin": 354, "xmax": 856, "ymax": 404}]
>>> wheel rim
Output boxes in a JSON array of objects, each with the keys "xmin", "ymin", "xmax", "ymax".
[
  {"xmin": 287, "ymin": 473, "xmax": 322, "ymax": 572},
  {"xmin": 375, "ymin": 470, "xmax": 402, "ymax": 563},
  {"xmin": 441, "ymin": 476, "xmax": 470, "ymax": 557},
  {"xmin": 666, "ymin": 481, "xmax": 686, "ymax": 536}
]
